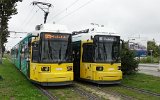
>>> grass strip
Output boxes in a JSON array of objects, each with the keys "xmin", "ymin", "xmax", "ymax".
[
  {"xmin": 122, "ymin": 73, "xmax": 160, "ymax": 94},
  {"xmin": 48, "ymin": 86, "xmax": 87, "ymax": 100},
  {"xmin": 0, "ymin": 59, "xmax": 48, "ymax": 100},
  {"xmin": 106, "ymin": 86, "xmax": 160, "ymax": 100}
]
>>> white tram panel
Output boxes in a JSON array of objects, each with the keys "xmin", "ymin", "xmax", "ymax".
[
  {"xmin": 31, "ymin": 23, "xmax": 70, "ymax": 36},
  {"xmin": 72, "ymin": 27, "xmax": 120, "ymax": 42}
]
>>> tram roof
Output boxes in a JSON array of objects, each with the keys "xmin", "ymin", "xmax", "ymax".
[
  {"xmin": 31, "ymin": 23, "xmax": 70, "ymax": 36},
  {"xmin": 72, "ymin": 27, "xmax": 120, "ymax": 42},
  {"xmin": 11, "ymin": 24, "xmax": 70, "ymax": 49}
]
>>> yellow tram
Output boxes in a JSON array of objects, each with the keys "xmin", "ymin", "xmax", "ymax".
[
  {"xmin": 11, "ymin": 24, "xmax": 73, "ymax": 86},
  {"xmin": 72, "ymin": 27, "xmax": 122, "ymax": 84}
]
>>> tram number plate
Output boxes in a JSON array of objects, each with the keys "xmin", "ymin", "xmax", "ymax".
[
  {"xmin": 108, "ymin": 68, "xmax": 114, "ymax": 71},
  {"xmin": 56, "ymin": 68, "xmax": 62, "ymax": 70}
]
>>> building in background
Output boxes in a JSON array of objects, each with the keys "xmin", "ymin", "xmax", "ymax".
[{"xmin": 128, "ymin": 37, "xmax": 147, "ymax": 57}]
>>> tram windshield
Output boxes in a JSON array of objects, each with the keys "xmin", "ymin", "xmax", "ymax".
[
  {"xmin": 39, "ymin": 33, "xmax": 72, "ymax": 63},
  {"xmin": 94, "ymin": 35, "xmax": 120, "ymax": 63}
]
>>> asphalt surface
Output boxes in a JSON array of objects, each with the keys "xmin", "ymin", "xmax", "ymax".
[{"xmin": 138, "ymin": 64, "xmax": 160, "ymax": 77}]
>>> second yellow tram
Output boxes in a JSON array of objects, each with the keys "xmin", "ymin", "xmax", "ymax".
[{"xmin": 72, "ymin": 27, "xmax": 122, "ymax": 84}]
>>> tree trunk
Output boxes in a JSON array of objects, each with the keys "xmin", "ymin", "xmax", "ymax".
[{"xmin": 0, "ymin": 38, "xmax": 2, "ymax": 64}]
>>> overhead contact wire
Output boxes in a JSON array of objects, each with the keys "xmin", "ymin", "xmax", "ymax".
[
  {"xmin": 48, "ymin": 0, "xmax": 80, "ymax": 22},
  {"xmin": 57, "ymin": 0, "xmax": 94, "ymax": 22}
]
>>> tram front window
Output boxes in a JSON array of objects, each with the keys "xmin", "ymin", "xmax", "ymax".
[
  {"xmin": 94, "ymin": 36, "xmax": 120, "ymax": 63},
  {"xmin": 40, "ymin": 33, "xmax": 72, "ymax": 63}
]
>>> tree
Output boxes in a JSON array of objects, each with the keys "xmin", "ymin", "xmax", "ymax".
[
  {"xmin": 121, "ymin": 41, "xmax": 139, "ymax": 75},
  {"xmin": 0, "ymin": 0, "xmax": 22, "ymax": 64},
  {"xmin": 147, "ymin": 40, "xmax": 160, "ymax": 57}
]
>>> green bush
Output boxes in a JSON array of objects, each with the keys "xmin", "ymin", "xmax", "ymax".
[
  {"xmin": 140, "ymin": 57, "xmax": 151, "ymax": 63},
  {"xmin": 121, "ymin": 48, "xmax": 139, "ymax": 75},
  {"xmin": 140, "ymin": 56, "xmax": 159, "ymax": 63}
]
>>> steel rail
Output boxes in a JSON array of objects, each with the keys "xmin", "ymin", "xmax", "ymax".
[
  {"xmin": 73, "ymin": 82, "xmax": 101, "ymax": 100},
  {"xmin": 75, "ymin": 81, "xmax": 136, "ymax": 100},
  {"xmin": 35, "ymin": 85, "xmax": 58, "ymax": 100},
  {"xmin": 121, "ymin": 84, "xmax": 160, "ymax": 97},
  {"xmin": 72, "ymin": 87, "xmax": 99, "ymax": 100}
]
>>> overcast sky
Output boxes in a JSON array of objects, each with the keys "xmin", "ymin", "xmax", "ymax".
[{"xmin": 6, "ymin": 0, "xmax": 160, "ymax": 50}]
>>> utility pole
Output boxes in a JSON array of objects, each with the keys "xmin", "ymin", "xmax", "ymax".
[
  {"xmin": 32, "ymin": 1, "xmax": 52, "ymax": 23},
  {"xmin": 149, "ymin": 50, "xmax": 153, "ymax": 63}
]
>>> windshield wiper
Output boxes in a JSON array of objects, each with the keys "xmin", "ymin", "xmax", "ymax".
[
  {"xmin": 48, "ymin": 40, "xmax": 53, "ymax": 60},
  {"xmin": 97, "ymin": 45, "xmax": 101, "ymax": 60},
  {"xmin": 58, "ymin": 45, "xmax": 62, "ymax": 64},
  {"xmin": 103, "ymin": 42, "xmax": 107, "ymax": 60},
  {"xmin": 58, "ymin": 59, "xmax": 63, "ymax": 65}
]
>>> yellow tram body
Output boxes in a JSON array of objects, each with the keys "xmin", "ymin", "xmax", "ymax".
[
  {"xmin": 72, "ymin": 28, "xmax": 122, "ymax": 84},
  {"xmin": 11, "ymin": 24, "xmax": 73, "ymax": 86},
  {"xmin": 30, "ymin": 63, "xmax": 73, "ymax": 83}
]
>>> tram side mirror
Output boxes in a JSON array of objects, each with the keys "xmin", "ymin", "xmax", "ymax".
[
  {"xmin": 32, "ymin": 41, "xmax": 39, "ymax": 47},
  {"xmin": 26, "ymin": 57, "xmax": 30, "ymax": 62},
  {"xmin": 120, "ymin": 39, "xmax": 124, "ymax": 49}
]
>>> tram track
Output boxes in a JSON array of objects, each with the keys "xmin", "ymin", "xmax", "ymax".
[
  {"xmin": 74, "ymin": 81, "xmax": 134, "ymax": 100},
  {"xmin": 71, "ymin": 84, "xmax": 101, "ymax": 100},
  {"xmin": 74, "ymin": 81, "xmax": 160, "ymax": 99},
  {"xmin": 35, "ymin": 85, "xmax": 58, "ymax": 100},
  {"xmin": 96, "ymin": 86, "xmax": 136, "ymax": 100},
  {"xmin": 120, "ymin": 84, "xmax": 160, "ymax": 97},
  {"xmin": 35, "ymin": 83, "xmax": 101, "ymax": 100}
]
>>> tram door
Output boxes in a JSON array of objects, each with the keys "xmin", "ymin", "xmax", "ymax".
[
  {"xmin": 82, "ymin": 43, "xmax": 94, "ymax": 80},
  {"xmin": 73, "ymin": 41, "xmax": 81, "ymax": 80}
]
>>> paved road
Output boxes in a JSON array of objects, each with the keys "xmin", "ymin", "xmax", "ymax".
[{"xmin": 138, "ymin": 64, "xmax": 160, "ymax": 77}]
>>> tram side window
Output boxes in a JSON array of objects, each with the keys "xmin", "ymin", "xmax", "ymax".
[
  {"xmin": 13, "ymin": 49, "xmax": 16, "ymax": 58},
  {"xmin": 21, "ymin": 44, "xmax": 25, "ymax": 60},
  {"xmin": 24, "ymin": 45, "xmax": 29, "ymax": 59},
  {"xmin": 28, "ymin": 40, "xmax": 31, "ymax": 59},
  {"xmin": 82, "ymin": 44, "xmax": 94, "ymax": 62},
  {"xmin": 11, "ymin": 49, "xmax": 14, "ymax": 57},
  {"xmin": 13, "ymin": 50, "xmax": 15, "ymax": 58},
  {"xmin": 32, "ymin": 41, "xmax": 39, "ymax": 62},
  {"xmin": 16, "ymin": 49, "xmax": 18, "ymax": 58}
]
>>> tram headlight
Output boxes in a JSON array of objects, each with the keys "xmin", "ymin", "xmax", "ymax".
[
  {"xmin": 67, "ymin": 66, "xmax": 72, "ymax": 71},
  {"xmin": 41, "ymin": 66, "xmax": 50, "ymax": 72},
  {"xmin": 118, "ymin": 66, "xmax": 121, "ymax": 70},
  {"xmin": 96, "ymin": 66, "xmax": 103, "ymax": 71}
]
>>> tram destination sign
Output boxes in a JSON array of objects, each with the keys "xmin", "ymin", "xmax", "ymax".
[
  {"xmin": 42, "ymin": 33, "xmax": 70, "ymax": 41},
  {"xmin": 98, "ymin": 36, "xmax": 118, "ymax": 42}
]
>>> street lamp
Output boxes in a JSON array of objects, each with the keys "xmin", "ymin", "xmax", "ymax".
[{"xmin": 149, "ymin": 50, "xmax": 153, "ymax": 63}]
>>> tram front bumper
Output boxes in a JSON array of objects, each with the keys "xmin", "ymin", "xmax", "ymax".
[
  {"xmin": 94, "ymin": 71, "xmax": 122, "ymax": 81},
  {"xmin": 37, "ymin": 72, "xmax": 73, "ymax": 82}
]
